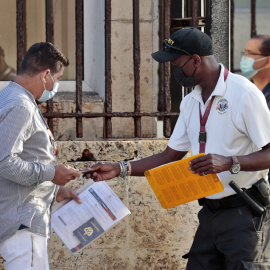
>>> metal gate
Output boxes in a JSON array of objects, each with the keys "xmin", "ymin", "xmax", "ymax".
[{"xmin": 13, "ymin": 0, "xmax": 250, "ymax": 139}]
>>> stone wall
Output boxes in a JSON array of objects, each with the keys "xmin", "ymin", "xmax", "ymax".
[{"xmin": 0, "ymin": 140, "xmax": 201, "ymax": 270}]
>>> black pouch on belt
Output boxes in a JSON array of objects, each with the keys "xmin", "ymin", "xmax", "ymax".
[{"xmin": 252, "ymin": 178, "xmax": 270, "ymax": 207}]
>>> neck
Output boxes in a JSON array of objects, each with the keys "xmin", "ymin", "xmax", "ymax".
[
  {"xmin": 198, "ymin": 57, "xmax": 221, "ymax": 101},
  {"xmin": 14, "ymin": 74, "xmax": 43, "ymax": 100},
  {"xmin": 252, "ymin": 69, "xmax": 270, "ymax": 90}
]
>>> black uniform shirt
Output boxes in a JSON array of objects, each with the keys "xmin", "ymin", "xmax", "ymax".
[
  {"xmin": 262, "ymin": 82, "xmax": 270, "ymax": 181},
  {"xmin": 262, "ymin": 82, "xmax": 270, "ymax": 110}
]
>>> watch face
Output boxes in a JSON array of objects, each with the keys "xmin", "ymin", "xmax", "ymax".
[{"xmin": 231, "ymin": 164, "xmax": 240, "ymax": 174}]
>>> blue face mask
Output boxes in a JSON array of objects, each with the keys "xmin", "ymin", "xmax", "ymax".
[
  {"xmin": 38, "ymin": 73, "xmax": 59, "ymax": 101},
  {"xmin": 240, "ymin": 55, "xmax": 267, "ymax": 78}
]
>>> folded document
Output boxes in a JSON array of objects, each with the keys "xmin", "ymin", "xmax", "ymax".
[
  {"xmin": 144, "ymin": 153, "xmax": 224, "ymax": 209},
  {"xmin": 51, "ymin": 180, "xmax": 131, "ymax": 254}
]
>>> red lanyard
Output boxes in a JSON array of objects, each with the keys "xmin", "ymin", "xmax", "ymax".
[{"xmin": 199, "ymin": 67, "xmax": 229, "ymax": 153}]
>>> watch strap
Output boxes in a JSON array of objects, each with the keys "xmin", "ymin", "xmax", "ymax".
[{"xmin": 231, "ymin": 156, "xmax": 239, "ymax": 165}]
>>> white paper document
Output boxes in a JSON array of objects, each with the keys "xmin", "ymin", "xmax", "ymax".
[{"xmin": 51, "ymin": 180, "xmax": 131, "ymax": 254}]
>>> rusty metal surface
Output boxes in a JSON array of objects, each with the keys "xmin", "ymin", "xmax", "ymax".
[
  {"xmin": 105, "ymin": 0, "xmax": 112, "ymax": 138},
  {"xmin": 76, "ymin": 0, "xmax": 84, "ymax": 138},
  {"xmin": 158, "ymin": 0, "xmax": 165, "ymax": 113},
  {"xmin": 46, "ymin": 0, "xmax": 54, "ymax": 43},
  {"xmin": 251, "ymin": 0, "xmax": 256, "ymax": 37},
  {"xmin": 192, "ymin": 0, "xmax": 199, "ymax": 28},
  {"xmin": 163, "ymin": 0, "xmax": 171, "ymax": 138},
  {"xmin": 45, "ymin": 0, "xmax": 54, "ymax": 132},
  {"xmin": 43, "ymin": 111, "xmax": 180, "ymax": 118},
  {"xmin": 16, "ymin": 0, "xmax": 24, "ymax": 71},
  {"xmin": 205, "ymin": 0, "xmax": 211, "ymax": 36},
  {"xmin": 133, "ymin": 0, "xmax": 141, "ymax": 137}
]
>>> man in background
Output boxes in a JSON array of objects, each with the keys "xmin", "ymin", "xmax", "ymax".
[
  {"xmin": 241, "ymin": 35, "xmax": 270, "ymax": 181},
  {"xmin": 0, "ymin": 42, "xmax": 81, "ymax": 270},
  {"xmin": 240, "ymin": 35, "xmax": 270, "ymax": 106}
]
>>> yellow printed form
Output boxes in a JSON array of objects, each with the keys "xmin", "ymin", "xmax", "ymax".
[{"xmin": 144, "ymin": 153, "xmax": 224, "ymax": 209}]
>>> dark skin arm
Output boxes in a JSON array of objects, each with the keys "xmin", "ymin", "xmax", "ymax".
[
  {"xmin": 86, "ymin": 146, "xmax": 187, "ymax": 181},
  {"xmin": 189, "ymin": 143, "xmax": 270, "ymax": 176},
  {"xmin": 87, "ymin": 143, "xmax": 270, "ymax": 181}
]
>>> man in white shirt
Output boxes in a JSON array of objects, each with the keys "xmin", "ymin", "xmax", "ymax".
[{"xmin": 86, "ymin": 28, "xmax": 270, "ymax": 269}]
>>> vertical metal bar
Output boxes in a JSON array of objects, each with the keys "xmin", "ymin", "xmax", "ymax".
[
  {"xmin": 158, "ymin": 0, "xmax": 164, "ymax": 112},
  {"xmin": 164, "ymin": 0, "xmax": 171, "ymax": 138},
  {"xmin": 205, "ymin": 0, "xmax": 212, "ymax": 37},
  {"xmin": 105, "ymin": 0, "xmax": 112, "ymax": 138},
  {"xmin": 133, "ymin": 0, "xmax": 141, "ymax": 137},
  {"xmin": 230, "ymin": 0, "xmax": 234, "ymax": 71},
  {"xmin": 16, "ymin": 0, "xmax": 24, "ymax": 71},
  {"xmin": 75, "ymin": 0, "xmax": 84, "ymax": 138},
  {"xmin": 46, "ymin": 0, "xmax": 54, "ymax": 43},
  {"xmin": 192, "ymin": 0, "xmax": 199, "ymax": 28},
  {"xmin": 46, "ymin": 0, "xmax": 54, "ymax": 132},
  {"xmin": 251, "ymin": 0, "xmax": 256, "ymax": 37}
]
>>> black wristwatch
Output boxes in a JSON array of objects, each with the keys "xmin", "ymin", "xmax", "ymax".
[{"xmin": 230, "ymin": 156, "xmax": 240, "ymax": 174}]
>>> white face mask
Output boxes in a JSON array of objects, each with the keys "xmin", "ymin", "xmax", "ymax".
[{"xmin": 38, "ymin": 73, "xmax": 59, "ymax": 101}]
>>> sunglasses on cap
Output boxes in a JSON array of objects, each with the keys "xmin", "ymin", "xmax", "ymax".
[{"xmin": 163, "ymin": 39, "xmax": 192, "ymax": 56}]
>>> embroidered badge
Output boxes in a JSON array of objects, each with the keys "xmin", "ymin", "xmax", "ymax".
[{"xmin": 216, "ymin": 98, "xmax": 228, "ymax": 115}]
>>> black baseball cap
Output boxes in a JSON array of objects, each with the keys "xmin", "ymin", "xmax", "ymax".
[{"xmin": 152, "ymin": 27, "xmax": 213, "ymax": 63}]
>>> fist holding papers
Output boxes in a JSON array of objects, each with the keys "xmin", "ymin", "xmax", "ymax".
[{"xmin": 144, "ymin": 153, "xmax": 224, "ymax": 209}]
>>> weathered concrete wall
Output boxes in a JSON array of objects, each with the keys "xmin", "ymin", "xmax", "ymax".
[
  {"xmin": 0, "ymin": 140, "xmax": 200, "ymax": 270},
  {"xmin": 212, "ymin": 0, "xmax": 230, "ymax": 68}
]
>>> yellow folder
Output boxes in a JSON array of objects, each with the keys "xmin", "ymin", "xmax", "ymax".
[{"xmin": 144, "ymin": 153, "xmax": 224, "ymax": 209}]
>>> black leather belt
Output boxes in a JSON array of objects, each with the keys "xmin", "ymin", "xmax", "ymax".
[{"xmin": 200, "ymin": 188, "xmax": 257, "ymax": 211}]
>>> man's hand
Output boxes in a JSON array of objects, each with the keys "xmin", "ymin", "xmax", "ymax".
[
  {"xmin": 56, "ymin": 186, "xmax": 82, "ymax": 204},
  {"xmin": 188, "ymin": 154, "xmax": 232, "ymax": 176},
  {"xmin": 52, "ymin": 165, "xmax": 80, "ymax": 186},
  {"xmin": 83, "ymin": 162, "xmax": 121, "ymax": 182}
]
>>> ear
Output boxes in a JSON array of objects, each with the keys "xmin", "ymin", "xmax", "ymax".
[
  {"xmin": 40, "ymin": 69, "xmax": 51, "ymax": 83},
  {"xmin": 266, "ymin": 56, "xmax": 270, "ymax": 68},
  {"xmin": 192, "ymin": 54, "xmax": 201, "ymax": 67}
]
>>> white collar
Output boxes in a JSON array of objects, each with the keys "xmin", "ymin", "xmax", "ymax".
[{"xmin": 191, "ymin": 64, "xmax": 228, "ymax": 103}]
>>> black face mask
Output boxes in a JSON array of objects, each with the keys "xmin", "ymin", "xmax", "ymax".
[{"xmin": 173, "ymin": 57, "xmax": 197, "ymax": 88}]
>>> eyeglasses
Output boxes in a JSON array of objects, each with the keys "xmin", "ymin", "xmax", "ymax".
[
  {"xmin": 241, "ymin": 51, "xmax": 268, "ymax": 57},
  {"xmin": 47, "ymin": 128, "xmax": 58, "ymax": 156},
  {"xmin": 163, "ymin": 39, "xmax": 191, "ymax": 56}
]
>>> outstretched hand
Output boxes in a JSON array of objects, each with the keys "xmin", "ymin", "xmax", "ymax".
[
  {"xmin": 83, "ymin": 162, "xmax": 121, "ymax": 182},
  {"xmin": 188, "ymin": 153, "xmax": 232, "ymax": 176},
  {"xmin": 52, "ymin": 165, "xmax": 80, "ymax": 186}
]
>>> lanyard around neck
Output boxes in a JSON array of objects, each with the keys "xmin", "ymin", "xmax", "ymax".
[{"xmin": 199, "ymin": 67, "xmax": 229, "ymax": 153}]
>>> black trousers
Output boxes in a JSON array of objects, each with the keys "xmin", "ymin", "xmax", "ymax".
[{"xmin": 186, "ymin": 204, "xmax": 270, "ymax": 270}]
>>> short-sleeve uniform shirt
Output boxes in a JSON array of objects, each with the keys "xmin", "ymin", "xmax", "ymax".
[{"xmin": 168, "ymin": 64, "xmax": 270, "ymax": 199}]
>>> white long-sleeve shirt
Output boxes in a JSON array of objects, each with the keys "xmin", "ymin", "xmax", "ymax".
[{"xmin": 0, "ymin": 81, "xmax": 57, "ymax": 243}]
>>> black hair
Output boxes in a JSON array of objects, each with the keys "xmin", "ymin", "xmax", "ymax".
[
  {"xmin": 252, "ymin": 35, "xmax": 270, "ymax": 56},
  {"xmin": 18, "ymin": 42, "xmax": 69, "ymax": 76}
]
